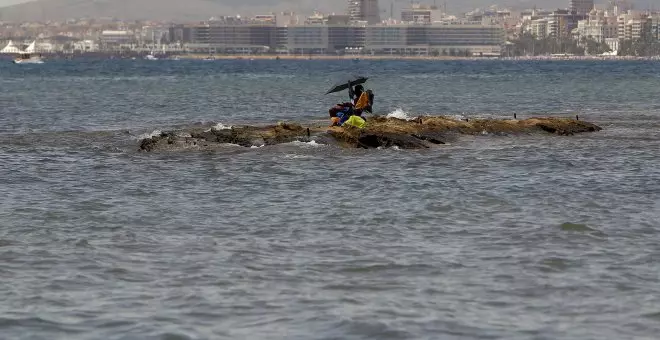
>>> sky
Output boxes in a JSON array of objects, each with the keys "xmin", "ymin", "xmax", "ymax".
[
  {"xmin": 0, "ymin": 0, "xmax": 27, "ymax": 4},
  {"xmin": 0, "ymin": 0, "xmax": 656, "ymax": 14}
]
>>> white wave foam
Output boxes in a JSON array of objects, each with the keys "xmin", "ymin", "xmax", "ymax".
[
  {"xmin": 205, "ymin": 123, "xmax": 232, "ymax": 132},
  {"xmin": 377, "ymin": 145, "xmax": 402, "ymax": 150},
  {"xmin": 290, "ymin": 140, "xmax": 324, "ymax": 147},
  {"xmin": 244, "ymin": 74, "xmax": 296, "ymax": 79},
  {"xmin": 401, "ymin": 74, "xmax": 450, "ymax": 80},
  {"xmin": 136, "ymin": 129, "xmax": 162, "ymax": 140},
  {"xmin": 284, "ymin": 154, "xmax": 315, "ymax": 159},
  {"xmin": 387, "ymin": 108, "xmax": 415, "ymax": 120}
]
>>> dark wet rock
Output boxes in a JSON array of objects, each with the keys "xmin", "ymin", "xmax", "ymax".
[
  {"xmin": 160, "ymin": 131, "xmax": 177, "ymax": 138},
  {"xmin": 250, "ymin": 137, "xmax": 266, "ymax": 147},
  {"xmin": 138, "ymin": 116, "xmax": 603, "ymax": 152},
  {"xmin": 139, "ymin": 135, "xmax": 160, "ymax": 152},
  {"xmin": 139, "ymin": 122, "xmax": 311, "ymax": 151},
  {"xmin": 310, "ymin": 134, "xmax": 340, "ymax": 146},
  {"xmin": 358, "ymin": 133, "xmax": 430, "ymax": 149},
  {"xmin": 263, "ymin": 123, "xmax": 306, "ymax": 145},
  {"xmin": 411, "ymin": 131, "xmax": 448, "ymax": 145},
  {"xmin": 189, "ymin": 130, "xmax": 217, "ymax": 141},
  {"xmin": 536, "ymin": 120, "xmax": 602, "ymax": 135}
]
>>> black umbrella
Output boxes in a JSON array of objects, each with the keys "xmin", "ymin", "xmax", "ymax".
[{"xmin": 325, "ymin": 76, "xmax": 368, "ymax": 95}]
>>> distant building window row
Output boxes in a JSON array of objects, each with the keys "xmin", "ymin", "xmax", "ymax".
[{"xmin": 182, "ymin": 24, "xmax": 504, "ymax": 54}]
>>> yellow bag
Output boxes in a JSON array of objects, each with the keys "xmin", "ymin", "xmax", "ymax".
[{"xmin": 343, "ymin": 115, "xmax": 366, "ymax": 129}]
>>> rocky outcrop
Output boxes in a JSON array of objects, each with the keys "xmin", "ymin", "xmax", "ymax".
[
  {"xmin": 189, "ymin": 122, "xmax": 306, "ymax": 147},
  {"xmin": 137, "ymin": 123, "xmax": 310, "ymax": 152},
  {"xmin": 138, "ymin": 116, "xmax": 602, "ymax": 151}
]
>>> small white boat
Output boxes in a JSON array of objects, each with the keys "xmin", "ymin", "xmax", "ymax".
[
  {"xmin": 12, "ymin": 40, "xmax": 44, "ymax": 64},
  {"xmin": 144, "ymin": 53, "xmax": 158, "ymax": 60},
  {"xmin": 13, "ymin": 53, "xmax": 44, "ymax": 64}
]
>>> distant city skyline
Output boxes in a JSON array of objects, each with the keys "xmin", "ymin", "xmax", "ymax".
[
  {"xmin": 0, "ymin": 0, "xmax": 658, "ymax": 57},
  {"xmin": 0, "ymin": 0, "xmax": 657, "ymax": 22},
  {"xmin": 1, "ymin": 0, "xmax": 651, "ymax": 12}
]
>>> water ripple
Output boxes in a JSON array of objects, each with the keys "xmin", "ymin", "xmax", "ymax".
[{"xmin": 0, "ymin": 60, "xmax": 659, "ymax": 339}]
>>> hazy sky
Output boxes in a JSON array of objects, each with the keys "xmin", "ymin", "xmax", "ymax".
[
  {"xmin": 0, "ymin": 0, "xmax": 27, "ymax": 5},
  {"xmin": 0, "ymin": 0, "xmax": 656, "ymax": 14}
]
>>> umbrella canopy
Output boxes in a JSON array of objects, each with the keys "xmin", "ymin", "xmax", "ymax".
[{"xmin": 325, "ymin": 76, "xmax": 368, "ymax": 95}]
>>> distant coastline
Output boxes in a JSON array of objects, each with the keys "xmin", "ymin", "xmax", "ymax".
[
  {"xmin": 175, "ymin": 54, "xmax": 492, "ymax": 61},
  {"xmin": 175, "ymin": 54, "xmax": 660, "ymax": 62},
  {"xmin": 3, "ymin": 52, "xmax": 660, "ymax": 62}
]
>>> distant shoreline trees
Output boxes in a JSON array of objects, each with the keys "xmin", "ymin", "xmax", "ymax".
[
  {"xmin": 508, "ymin": 30, "xmax": 660, "ymax": 57},
  {"xmin": 617, "ymin": 30, "xmax": 660, "ymax": 56},
  {"xmin": 507, "ymin": 32, "xmax": 586, "ymax": 56}
]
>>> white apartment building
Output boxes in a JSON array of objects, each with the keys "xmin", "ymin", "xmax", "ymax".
[
  {"xmin": 401, "ymin": 4, "xmax": 444, "ymax": 24},
  {"xmin": 531, "ymin": 18, "xmax": 549, "ymax": 38},
  {"xmin": 348, "ymin": 0, "xmax": 380, "ymax": 24},
  {"xmin": 73, "ymin": 40, "xmax": 99, "ymax": 52},
  {"xmin": 574, "ymin": 9, "xmax": 618, "ymax": 43},
  {"xmin": 617, "ymin": 12, "xmax": 648, "ymax": 40}
]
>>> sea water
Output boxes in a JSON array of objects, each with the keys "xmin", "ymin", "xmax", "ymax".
[{"xmin": 0, "ymin": 59, "xmax": 659, "ymax": 339}]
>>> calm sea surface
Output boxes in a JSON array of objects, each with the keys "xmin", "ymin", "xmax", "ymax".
[{"xmin": 1, "ymin": 59, "xmax": 659, "ymax": 340}]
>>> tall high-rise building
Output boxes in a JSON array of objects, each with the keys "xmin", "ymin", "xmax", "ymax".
[
  {"xmin": 348, "ymin": 0, "xmax": 381, "ymax": 24},
  {"xmin": 570, "ymin": 0, "xmax": 594, "ymax": 15},
  {"xmin": 401, "ymin": 4, "xmax": 442, "ymax": 23}
]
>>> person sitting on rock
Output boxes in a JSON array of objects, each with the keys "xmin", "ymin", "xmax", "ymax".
[
  {"xmin": 329, "ymin": 84, "xmax": 373, "ymax": 126},
  {"xmin": 329, "ymin": 84, "xmax": 363, "ymax": 125},
  {"xmin": 339, "ymin": 86, "xmax": 374, "ymax": 127},
  {"xmin": 352, "ymin": 88, "xmax": 373, "ymax": 116}
]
